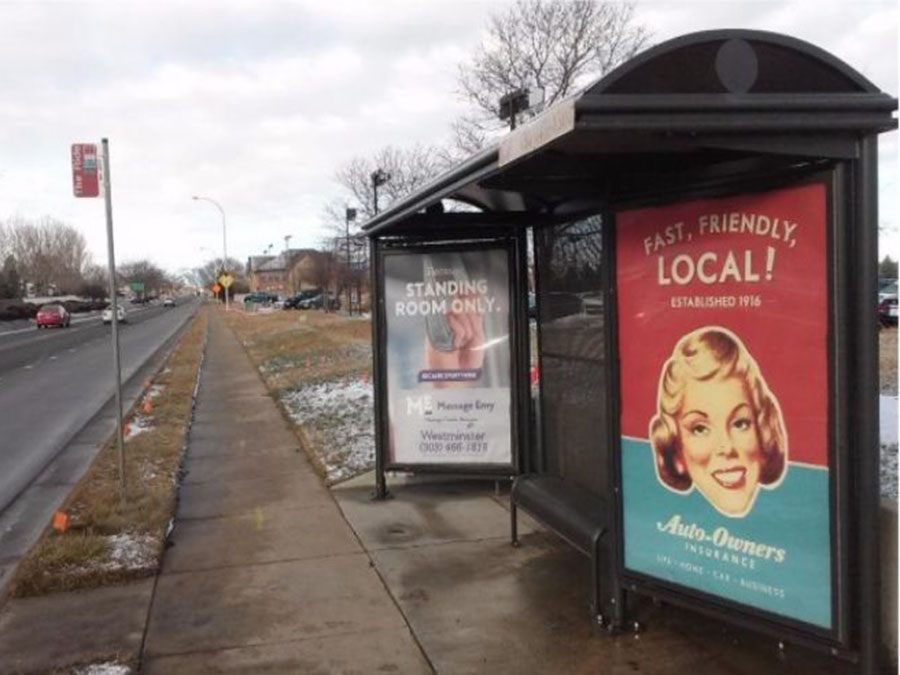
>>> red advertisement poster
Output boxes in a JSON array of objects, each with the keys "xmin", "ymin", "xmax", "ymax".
[
  {"xmin": 71, "ymin": 143, "xmax": 99, "ymax": 198},
  {"xmin": 616, "ymin": 182, "xmax": 832, "ymax": 628}
]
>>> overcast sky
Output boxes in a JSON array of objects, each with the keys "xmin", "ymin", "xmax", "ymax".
[{"xmin": 0, "ymin": 0, "xmax": 896, "ymax": 277}]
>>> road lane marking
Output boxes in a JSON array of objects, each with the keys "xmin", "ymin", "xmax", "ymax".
[
  {"xmin": 0, "ymin": 312, "xmax": 106, "ymax": 339},
  {"xmin": 0, "ymin": 325, "xmax": 39, "ymax": 337}
]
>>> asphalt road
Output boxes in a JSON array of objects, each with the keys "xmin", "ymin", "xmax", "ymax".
[{"xmin": 0, "ymin": 299, "xmax": 199, "ymax": 513}]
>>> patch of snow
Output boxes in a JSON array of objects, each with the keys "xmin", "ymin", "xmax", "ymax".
[
  {"xmin": 881, "ymin": 396, "xmax": 898, "ymax": 446},
  {"xmin": 73, "ymin": 663, "xmax": 131, "ymax": 675},
  {"xmin": 881, "ymin": 396, "xmax": 898, "ymax": 501},
  {"xmin": 146, "ymin": 384, "xmax": 165, "ymax": 399},
  {"xmin": 101, "ymin": 532, "xmax": 158, "ymax": 572},
  {"xmin": 125, "ymin": 414, "xmax": 153, "ymax": 441},
  {"xmin": 881, "ymin": 443, "xmax": 897, "ymax": 501},
  {"xmin": 281, "ymin": 377, "xmax": 374, "ymax": 483}
]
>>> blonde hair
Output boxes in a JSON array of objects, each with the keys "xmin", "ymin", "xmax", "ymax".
[{"xmin": 649, "ymin": 327, "xmax": 787, "ymax": 492}]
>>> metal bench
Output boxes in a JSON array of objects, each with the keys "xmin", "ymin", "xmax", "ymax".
[{"xmin": 510, "ymin": 474, "xmax": 623, "ymax": 630}]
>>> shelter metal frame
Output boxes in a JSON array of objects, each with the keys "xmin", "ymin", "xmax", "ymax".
[
  {"xmin": 370, "ymin": 226, "xmax": 533, "ymax": 499},
  {"xmin": 363, "ymin": 30, "xmax": 896, "ymax": 673}
]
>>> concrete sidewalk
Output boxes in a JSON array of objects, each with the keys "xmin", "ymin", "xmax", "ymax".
[
  {"xmin": 0, "ymin": 311, "xmax": 877, "ymax": 673},
  {"xmin": 332, "ymin": 477, "xmax": 868, "ymax": 675},
  {"xmin": 141, "ymin": 311, "xmax": 429, "ymax": 673}
]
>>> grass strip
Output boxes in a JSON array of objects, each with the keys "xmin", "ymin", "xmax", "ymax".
[
  {"xmin": 223, "ymin": 308, "xmax": 373, "ymax": 483},
  {"xmin": 11, "ymin": 309, "xmax": 208, "ymax": 597}
]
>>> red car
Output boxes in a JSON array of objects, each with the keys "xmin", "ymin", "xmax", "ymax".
[{"xmin": 35, "ymin": 304, "xmax": 71, "ymax": 329}]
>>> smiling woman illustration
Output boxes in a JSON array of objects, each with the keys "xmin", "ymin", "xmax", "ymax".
[{"xmin": 650, "ymin": 327, "xmax": 787, "ymax": 517}]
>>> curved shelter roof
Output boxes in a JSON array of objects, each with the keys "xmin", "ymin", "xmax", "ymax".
[{"xmin": 363, "ymin": 30, "xmax": 896, "ymax": 236}]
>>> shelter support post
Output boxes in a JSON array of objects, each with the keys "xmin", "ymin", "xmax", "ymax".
[
  {"xmin": 371, "ymin": 236, "xmax": 390, "ymax": 500},
  {"xmin": 854, "ymin": 136, "xmax": 881, "ymax": 675}
]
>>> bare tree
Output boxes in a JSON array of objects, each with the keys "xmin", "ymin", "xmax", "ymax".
[
  {"xmin": 309, "ymin": 248, "xmax": 338, "ymax": 294},
  {"xmin": 118, "ymin": 259, "xmax": 171, "ymax": 297},
  {"xmin": 325, "ymin": 144, "xmax": 449, "ymax": 231},
  {"xmin": 78, "ymin": 264, "xmax": 108, "ymax": 300},
  {"xmin": 194, "ymin": 256, "xmax": 246, "ymax": 290},
  {"xmin": 321, "ymin": 144, "xmax": 448, "ymax": 310},
  {"xmin": 454, "ymin": 0, "xmax": 649, "ymax": 153},
  {"xmin": 0, "ymin": 216, "xmax": 92, "ymax": 295}
]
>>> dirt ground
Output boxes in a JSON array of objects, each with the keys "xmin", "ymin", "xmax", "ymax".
[
  {"xmin": 882, "ymin": 327, "xmax": 898, "ymax": 395},
  {"xmin": 224, "ymin": 308, "xmax": 370, "ymax": 388}
]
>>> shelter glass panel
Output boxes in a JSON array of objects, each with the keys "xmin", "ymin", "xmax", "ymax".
[{"xmin": 535, "ymin": 215, "xmax": 608, "ymax": 495}]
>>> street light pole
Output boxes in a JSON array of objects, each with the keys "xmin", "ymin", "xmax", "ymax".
[
  {"xmin": 370, "ymin": 170, "xmax": 390, "ymax": 319},
  {"xmin": 192, "ymin": 195, "xmax": 229, "ymax": 311},
  {"xmin": 371, "ymin": 169, "xmax": 390, "ymax": 216}
]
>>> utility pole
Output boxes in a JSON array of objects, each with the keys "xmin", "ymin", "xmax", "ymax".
[
  {"xmin": 345, "ymin": 208, "xmax": 357, "ymax": 315},
  {"xmin": 284, "ymin": 235, "xmax": 293, "ymax": 294}
]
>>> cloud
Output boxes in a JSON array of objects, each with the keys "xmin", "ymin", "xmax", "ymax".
[{"xmin": 0, "ymin": 0, "xmax": 895, "ymax": 271}]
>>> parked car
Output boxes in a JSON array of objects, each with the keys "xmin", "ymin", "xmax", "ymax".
[
  {"xmin": 878, "ymin": 296, "xmax": 898, "ymax": 327},
  {"xmin": 163, "ymin": 297, "xmax": 176, "ymax": 307},
  {"xmin": 102, "ymin": 305, "xmax": 128, "ymax": 324},
  {"xmin": 35, "ymin": 304, "xmax": 70, "ymax": 329},
  {"xmin": 298, "ymin": 293, "xmax": 340, "ymax": 310},
  {"xmin": 244, "ymin": 292, "xmax": 279, "ymax": 304},
  {"xmin": 284, "ymin": 288, "xmax": 323, "ymax": 309}
]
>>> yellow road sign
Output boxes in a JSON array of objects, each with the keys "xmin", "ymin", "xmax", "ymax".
[{"xmin": 218, "ymin": 274, "xmax": 234, "ymax": 288}]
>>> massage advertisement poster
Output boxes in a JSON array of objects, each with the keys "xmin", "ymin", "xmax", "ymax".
[
  {"xmin": 383, "ymin": 248, "xmax": 512, "ymax": 466},
  {"xmin": 616, "ymin": 182, "xmax": 831, "ymax": 629}
]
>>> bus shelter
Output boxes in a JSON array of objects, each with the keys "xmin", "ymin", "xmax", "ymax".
[{"xmin": 363, "ymin": 30, "xmax": 896, "ymax": 672}]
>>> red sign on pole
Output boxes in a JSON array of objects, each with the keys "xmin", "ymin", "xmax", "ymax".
[{"xmin": 71, "ymin": 143, "xmax": 100, "ymax": 198}]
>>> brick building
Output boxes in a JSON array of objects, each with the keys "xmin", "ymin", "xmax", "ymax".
[{"xmin": 246, "ymin": 249, "xmax": 325, "ymax": 296}]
